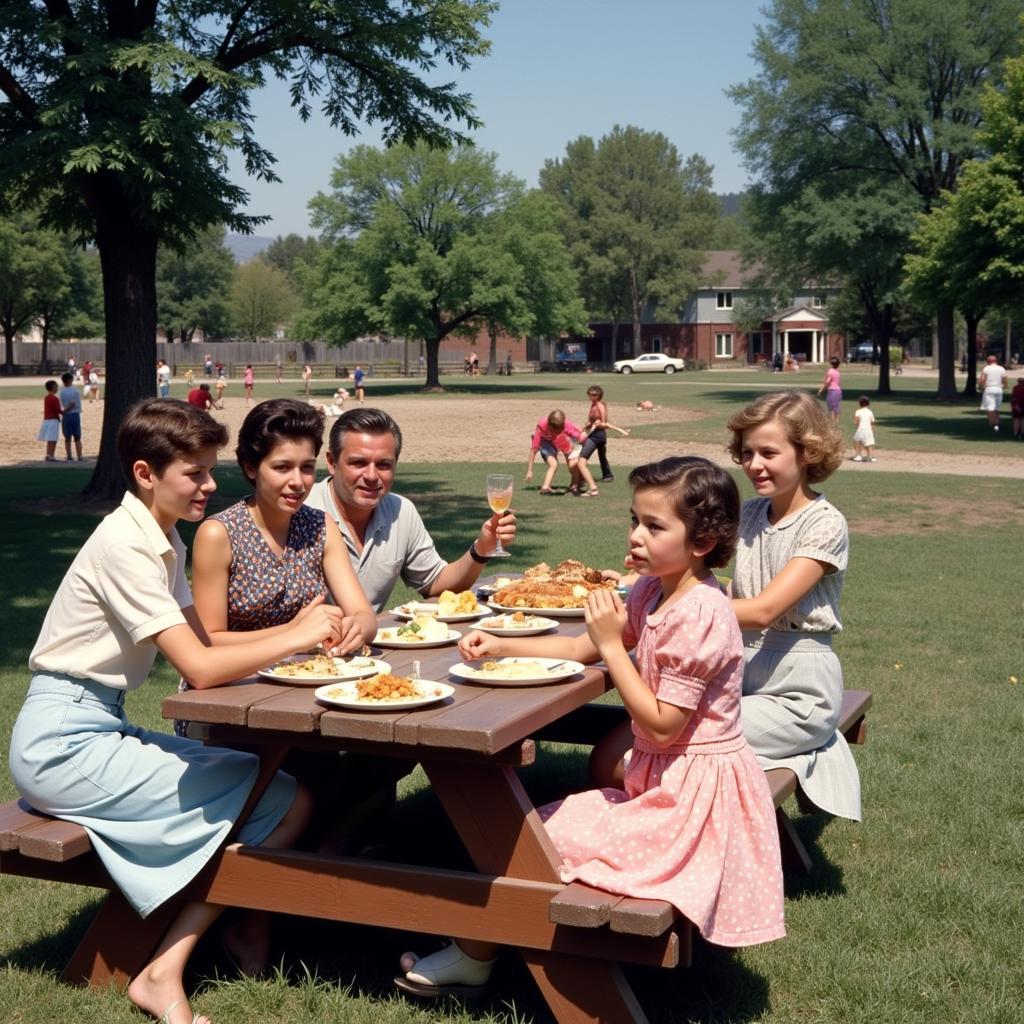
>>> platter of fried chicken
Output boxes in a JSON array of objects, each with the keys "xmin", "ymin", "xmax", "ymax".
[{"xmin": 487, "ymin": 559, "xmax": 615, "ymax": 618}]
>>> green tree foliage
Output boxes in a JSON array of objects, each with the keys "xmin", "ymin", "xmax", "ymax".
[
  {"xmin": 298, "ymin": 143, "xmax": 585, "ymax": 388},
  {"xmin": 0, "ymin": 1, "xmax": 494, "ymax": 496},
  {"xmin": 230, "ymin": 260, "xmax": 296, "ymax": 342},
  {"xmin": 729, "ymin": 0, "xmax": 1020, "ymax": 396},
  {"xmin": 905, "ymin": 34, "xmax": 1024, "ymax": 387},
  {"xmin": 540, "ymin": 126, "xmax": 719, "ymax": 358},
  {"xmin": 156, "ymin": 226, "xmax": 235, "ymax": 344},
  {"xmin": 36, "ymin": 243, "xmax": 104, "ymax": 362},
  {"xmin": 260, "ymin": 234, "xmax": 323, "ymax": 279},
  {"xmin": 0, "ymin": 213, "xmax": 97, "ymax": 371}
]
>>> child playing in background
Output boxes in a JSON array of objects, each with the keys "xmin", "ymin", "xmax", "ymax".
[
  {"xmin": 397, "ymin": 456, "xmax": 785, "ymax": 998},
  {"xmin": 59, "ymin": 371, "xmax": 83, "ymax": 462},
  {"xmin": 852, "ymin": 395, "xmax": 876, "ymax": 462},
  {"xmin": 525, "ymin": 408, "xmax": 597, "ymax": 495},
  {"xmin": 37, "ymin": 379, "xmax": 61, "ymax": 461},
  {"xmin": 580, "ymin": 384, "xmax": 630, "ymax": 482}
]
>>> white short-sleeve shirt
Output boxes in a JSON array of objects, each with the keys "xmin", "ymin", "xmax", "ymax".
[
  {"xmin": 305, "ymin": 477, "xmax": 446, "ymax": 612},
  {"xmin": 980, "ymin": 363, "xmax": 1007, "ymax": 391},
  {"xmin": 29, "ymin": 491, "xmax": 192, "ymax": 690}
]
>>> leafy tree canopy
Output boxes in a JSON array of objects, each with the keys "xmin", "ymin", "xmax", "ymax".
[
  {"xmin": 729, "ymin": 0, "xmax": 1020, "ymax": 394},
  {"xmin": 260, "ymin": 234, "xmax": 324, "ymax": 279},
  {"xmin": 540, "ymin": 125, "xmax": 719, "ymax": 357},
  {"xmin": 230, "ymin": 259, "xmax": 296, "ymax": 342},
  {"xmin": 299, "ymin": 142, "xmax": 585, "ymax": 388},
  {"xmin": 156, "ymin": 226, "xmax": 235, "ymax": 343},
  {"xmin": 0, "ymin": 0, "xmax": 495, "ymax": 495}
]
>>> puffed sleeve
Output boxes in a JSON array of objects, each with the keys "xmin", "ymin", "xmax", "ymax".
[
  {"xmin": 655, "ymin": 592, "xmax": 739, "ymax": 710},
  {"xmin": 621, "ymin": 575, "xmax": 658, "ymax": 650},
  {"xmin": 792, "ymin": 502, "xmax": 849, "ymax": 574},
  {"xmin": 93, "ymin": 541, "xmax": 188, "ymax": 645}
]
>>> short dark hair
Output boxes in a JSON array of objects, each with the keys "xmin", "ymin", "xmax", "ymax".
[
  {"xmin": 118, "ymin": 398, "xmax": 228, "ymax": 492},
  {"xmin": 628, "ymin": 456, "xmax": 740, "ymax": 569},
  {"xmin": 235, "ymin": 399, "xmax": 324, "ymax": 480},
  {"xmin": 328, "ymin": 407, "xmax": 403, "ymax": 460},
  {"xmin": 858, "ymin": 394, "xmax": 870, "ymax": 406},
  {"xmin": 44, "ymin": 379, "xmax": 58, "ymax": 392},
  {"xmin": 61, "ymin": 373, "xmax": 73, "ymax": 385},
  {"xmin": 830, "ymin": 357, "xmax": 841, "ymax": 368}
]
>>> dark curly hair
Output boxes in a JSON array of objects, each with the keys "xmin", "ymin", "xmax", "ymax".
[
  {"xmin": 235, "ymin": 399, "xmax": 324, "ymax": 482},
  {"xmin": 628, "ymin": 456, "xmax": 740, "ymax": 569}
]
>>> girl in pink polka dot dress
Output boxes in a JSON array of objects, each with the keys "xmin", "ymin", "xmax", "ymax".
[{"xmin": 397, "ymin": 456, "xmax": 784, "ymax": 998}]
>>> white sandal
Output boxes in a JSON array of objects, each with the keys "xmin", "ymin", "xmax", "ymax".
[
  {"xmin": 393, "ymin": 940, "xmax": 496, "ymax": 998},
  {"xmin": 159, "ymin": 999, "xmax": 201, "ymax": 1024}
]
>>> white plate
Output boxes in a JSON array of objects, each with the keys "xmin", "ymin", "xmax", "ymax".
[
  {"xmin": 487, "ymin": 601, "xmax": 586, "ymax": 619},
  {"xmin": 257, "ymin": 655, "xmax": 392, "ymax": 686},
  {"xmin": 474, "ymin": 614, "xmax": 561, "ymax": 637},
  {"xmin": 314, "ymin": 679, "xmax": 454, "ymax": 711},
  {"xmin": 374, "ymin": 627, "xmax": 462, "ymax": 648},
  {"xmin": 475, "ymin": 574, "xmax": 524, "ymax": 597},
  {"xmin": 448, "ymin": 656, "xmax": 586, "ymax": 687},
  {"xmin": 390, "ymin": 601, "xmax": 489, "ymax": 623}
]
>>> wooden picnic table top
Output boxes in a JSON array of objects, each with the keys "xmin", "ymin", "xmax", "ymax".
[{"xmin": 163, "ymin": 613, "xmax": 610, "ymax": 756}]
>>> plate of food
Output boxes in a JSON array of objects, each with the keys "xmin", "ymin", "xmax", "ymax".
[
  {"xmin": 391, "ymin": 590, "xmax": 489, "ymax": 623},
  {"xmin": 475, "ymin": 575, "xmax": 522, "ymax": 598},
  {"xmin": 257, "ymin": 654, "xmax": 392, "ymax": 685},
  {"xmin": 374, "ymin": 615, "xmax": 461, "ymax": 648},
  {"xmin": 487, "ymin": 559, "xmax": 614, "ymax": 617},
  {"xmin": 448, "ymin": 656, "xmax": 586, "ymax": 687},
  {"xmin": 474, "ymin": 611, "xmax": 560, "ymax": 637},
  {"xmin": 315, "ymin": 674, "xmax": 454, "ymax": 711}
]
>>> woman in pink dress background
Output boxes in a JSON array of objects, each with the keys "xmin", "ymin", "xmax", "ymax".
[{"xmin": 396, "ymin": 456, "xmax": 785, "ymax": 998}]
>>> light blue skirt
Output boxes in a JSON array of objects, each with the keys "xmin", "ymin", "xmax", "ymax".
[
  {"xmin": 740, "ymin": 630, "xmax": 862, "ymax": 822},
  {"xmin": 9, "ymin": 672, "xmax": 296, "ymax": 917}
]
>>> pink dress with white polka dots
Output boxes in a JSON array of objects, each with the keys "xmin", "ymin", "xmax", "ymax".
[{"xmin": 539, "ymin": 575, "xmax": 785, "ymax": 947}]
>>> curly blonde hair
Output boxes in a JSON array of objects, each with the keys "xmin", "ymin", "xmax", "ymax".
[{"xmin": 727, "ymin": 391, "xmax": 843, "ymax": 484}]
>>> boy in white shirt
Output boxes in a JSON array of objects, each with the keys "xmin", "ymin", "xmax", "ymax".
[{"xmin": 9, "ymin": 398, "xmax": 347, "ymax": 1024}]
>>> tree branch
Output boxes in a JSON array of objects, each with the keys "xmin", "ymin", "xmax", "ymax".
[{"xmin": 0, "ymin": 62, "xmax": 38, "ymax": 120}]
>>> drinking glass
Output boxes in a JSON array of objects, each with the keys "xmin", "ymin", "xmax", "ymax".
[{"xmin": 485, "ymin": 474, "xmax": 514, "ymax": 559}]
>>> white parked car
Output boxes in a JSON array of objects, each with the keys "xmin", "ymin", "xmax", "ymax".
[{"xmin": 613, "ymin": 352, "xmax": 685, "ymax": 374}]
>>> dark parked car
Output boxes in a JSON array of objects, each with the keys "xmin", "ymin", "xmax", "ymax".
[{"xmin": 848, "ymin": 342, "xmax": 877, "ymax": 363}]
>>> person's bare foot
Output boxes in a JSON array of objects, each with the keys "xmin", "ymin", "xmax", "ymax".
[
  {"xmin": 127, "ymin": 967, "xmax": 210, "ymax": 1024},
  {"xmin": 222, "ymin": 913, "xmax": 270, "ymax": 977}
]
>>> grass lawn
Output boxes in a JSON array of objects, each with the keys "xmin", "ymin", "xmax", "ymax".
[{"xmin": 1, "ymin": 432, "xmax": 1022, "ymax": 1021}]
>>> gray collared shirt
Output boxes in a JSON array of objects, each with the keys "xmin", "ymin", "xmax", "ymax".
[{"xmin": 305, "ymin": 477, "xmax": 446, "ymax": 612}]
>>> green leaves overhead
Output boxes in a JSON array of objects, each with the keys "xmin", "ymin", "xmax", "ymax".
[
  {"xmin": 539, "ymin": 125, "xmax": 718, "ymax": 355},
  {"xmin": 299, "ymin": 142, "xmax": 584, "ymax": 387}
]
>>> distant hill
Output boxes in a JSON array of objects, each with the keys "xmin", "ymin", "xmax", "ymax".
[{"xmin": 225, "ymin": 233, "xmax": 275, "ymax": 263}]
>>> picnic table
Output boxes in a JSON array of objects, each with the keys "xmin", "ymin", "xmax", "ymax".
[{"xmin": 0, "ymin": 607, "xmax": 871, "ymax": 1024}]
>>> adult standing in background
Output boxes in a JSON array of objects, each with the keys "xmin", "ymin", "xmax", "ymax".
[
  {"xmin": 353, "ymin": 365, "xmax": 366, "ymax": 403},
  {"xmin": 817, "ymin": 357, "xmax": 842, "ymax": 424},
  {"xmin": 204, "ymin": 353, "xmax": 213, "ymax": 377},
  {"xmin": 302, "ymin": 363, "xmax": 313, "ymax": 396},
  {"xmin": 978, "ymin": 354, "xmax": 1007, "ymax": 433},
  {"xmin": 275, "ymin": 354, "xmax": 283, "ymax": 385},
  {"xmin": 243, "ymin": 364, "xmax": 255, "ymax": 406},
  {"xmin": 505, "ymin": 351, "xmax": 513, "ymax": 376}
]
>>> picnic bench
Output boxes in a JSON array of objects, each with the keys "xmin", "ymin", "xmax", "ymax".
[{"xmin": 0, "ymin": 622, "xmax": 871, "ymax": 1024}]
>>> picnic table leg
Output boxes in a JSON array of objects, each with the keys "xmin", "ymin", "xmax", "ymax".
[
  {"xmin": 63, "ymin": 743, "xmax": 289, "ymax": 989},
  {"xmin": 424, "ymin": 759, "xmax": 649, "ymax": 1024}
]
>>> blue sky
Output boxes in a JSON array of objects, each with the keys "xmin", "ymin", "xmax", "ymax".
[{"xmin": 228, "ymin": 0, "xmax": 768, "ymax": 237}]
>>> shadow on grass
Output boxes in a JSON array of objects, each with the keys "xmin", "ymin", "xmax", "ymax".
[{"xmin": 783, "ymin": 812, "xmax": 846, "ymax": 901}]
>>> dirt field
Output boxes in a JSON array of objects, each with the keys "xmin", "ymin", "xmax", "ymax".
[{"xmin": 3, "ymin": 391, "xmax": 1022, "ymax": 479}]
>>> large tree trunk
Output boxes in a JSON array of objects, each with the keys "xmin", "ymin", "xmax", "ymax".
[
  {"xmin": 40, "ymin": 317, "xmax": 50, "ymax": 374},
  {"xmin": 964, "ymin": 312, "xmax": 983, "ymax": 397},
  {"xmin": 936, "ymin": 305, "xmax": 957, "ymax": 399},
  {"xmin": 423, "ymin": 334, "xmax": 444, "ymax": 390},
  {"xmin": 83, "ymin": 215, "xmax": 158, "ymax": 500},
  {"xmin": 2, "ymin": 321, "xmax": 14, "ymax": 375},
  {"xmin": 488, "ymin": 322, "xmax": 498, "ymax": 375}
]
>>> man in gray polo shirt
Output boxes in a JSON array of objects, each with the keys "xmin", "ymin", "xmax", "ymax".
[{"xmin": 305, "ymin": 408, "xmax": 517, "ymax": 611}]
